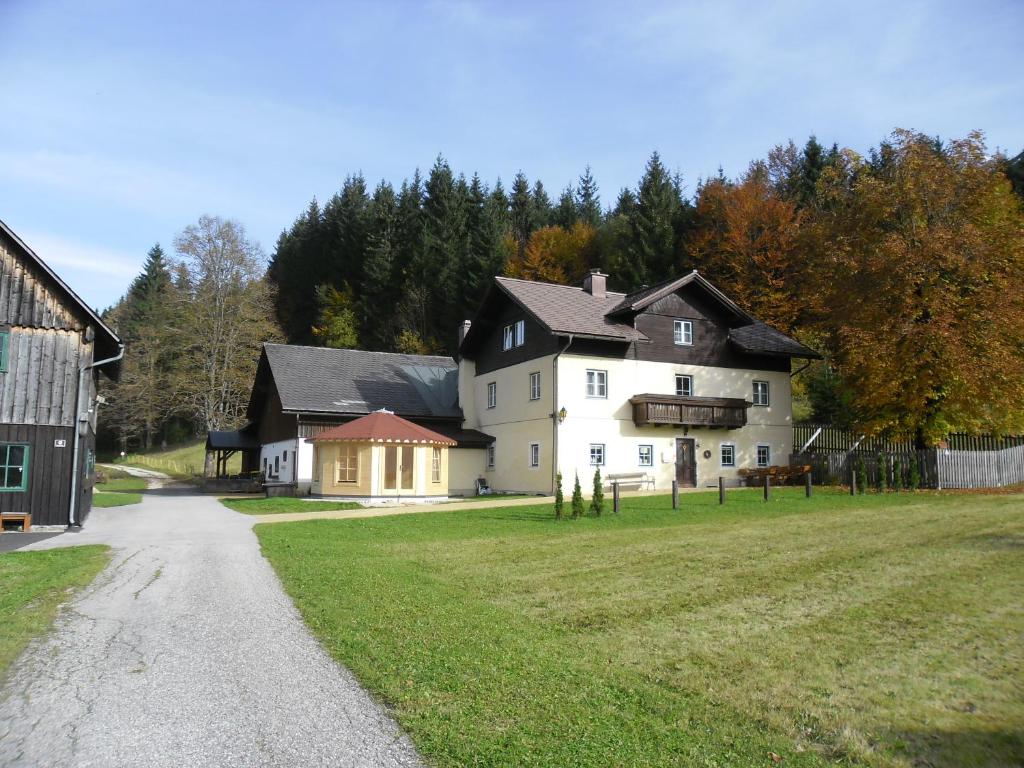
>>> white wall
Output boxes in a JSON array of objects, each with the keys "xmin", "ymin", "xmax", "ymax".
[{"xmin": 259, "ymin": 438, "xmax": 299, "ymax": 484}]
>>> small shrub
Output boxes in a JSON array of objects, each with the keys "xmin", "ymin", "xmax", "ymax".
[
  {"xmin": 591, "ymin": 468, "xmax": 604, "ymax": 516},
  {"xmin": 571, "ymin": 473, "xmax": 584, "ymax": 518},
  {"xmin": 892, "ymin": 456, "xmax": 903, "ymax": 492},
  {"xmin": 908, "ymin": 454, "xmax": 921, "ymax": 491},
  {"xmin": 855, "ymin": 455, "xmax": 867, "ymax": 494},
  {"xmin": 554, "ymin": 471, "xmax": 564, "ymax": 519},
  {"xmin": 877, "ymin": 453, "xmax": 888, "ymax": 493}
]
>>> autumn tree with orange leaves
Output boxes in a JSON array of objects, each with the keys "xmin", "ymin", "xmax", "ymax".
[{"xmin": 505, "ymin": 222, "xmax": 598, "ymax": 285}]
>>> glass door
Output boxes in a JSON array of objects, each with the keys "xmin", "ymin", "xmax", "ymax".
[{"xmin": 383, "ymin": 445, "xmax": 416, "ymax": 493}]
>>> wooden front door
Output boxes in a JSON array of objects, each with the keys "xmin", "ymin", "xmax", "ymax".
[
  {"xmin": 383, "ymin": 445, "xmax": 415, "ymax": 493},
  {"xmin": 676, "ymin": 438, "xmax": 696, "ymax": 488}
]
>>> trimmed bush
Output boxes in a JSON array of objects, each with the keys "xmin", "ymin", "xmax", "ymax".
[
  {"xmin": 856, "ymin": 455, "xmax": 867, "ymax": 494},
  {"xmin": 892, "ymin": 456, "xmax": 903, "ymax": 492},
  {"xmin": 554, "ymin": 471, "xmax": 564, "ymax": 518},
  {"xmin": 877, "ymin": 453, "xmax": 888, "ymax": 493},
  {"xmin": 908, "ymin": 454, "xmax": 921, "ymax": 491},
  {"xmin": 571, "ymin": 473, "xmax": 584, "ymax": 518},
  {"xmin": 591, "ymin": 468, "xmax": 604, "ymax": 516}
]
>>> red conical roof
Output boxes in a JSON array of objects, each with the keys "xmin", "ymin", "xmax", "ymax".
[{"xmin": 311, "ymin": 410, "xmax": 456, "ymax": 446}]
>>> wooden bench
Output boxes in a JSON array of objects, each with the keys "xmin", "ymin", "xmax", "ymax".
[
  {"xmin": 0, "ymin": 513, "xmax": 31, "ymax": 532},
  {"xmin": 738, "ymin": 464, "xmax": 812, "ymax": 486},
  {"xmin": 606, "ymin": 472, "xmax": 654, "ymax": 491}
]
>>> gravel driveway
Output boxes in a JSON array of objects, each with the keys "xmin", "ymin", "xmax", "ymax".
[{"xmin": 0, "ymin": 485, "xmax": 422, "ymax": 767}]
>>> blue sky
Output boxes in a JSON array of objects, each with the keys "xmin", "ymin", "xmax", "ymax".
[{"xmin": 1, "ymin": 0, "xmax": 1020, "ymax": 310}]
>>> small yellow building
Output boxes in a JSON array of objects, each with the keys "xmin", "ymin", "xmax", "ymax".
[{"xmin": 309, "ymin": 409, "xmax": 456, "ymax": 501}]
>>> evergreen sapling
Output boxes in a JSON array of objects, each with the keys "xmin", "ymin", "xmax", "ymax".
[
  {"xmin": 554, "ymin": 471, "xmax": 564, "ymax": 518},
  {"xmin": 571, "ymin": 473, "xmax": 584, "ymax": 518},
  {"xmin": 908, "ymin": 454, "xmax": 921, "ymax": 491},
  {"xmin": 892, "ymin": 456, "xmax": 903, "ymax": 492},
  {"xmin": 591, "ymin": 468, "xmax": 604, "ymax": 516}
]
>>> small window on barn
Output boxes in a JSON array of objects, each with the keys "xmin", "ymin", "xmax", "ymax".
[
  {"xmin": 674, "ymin": 320, "xmax": 693, "ymax": 346},
  {"xmin": 515, "ymin": 319, "xmax": 525, "ymax": 347},
  {"xmin": 431, "ymin": 447, "xmax": 442, "ymax": 483},
  {"xmin": 0, "ymin": 444, "xmax": 29, "ymax": 491},
  {"xmin": 0, "ymin": 331, "xmax": 9, "ymax": 373},
  {"xmin": 335, "ymin": 444, "xmax": 358, "ymax": 483},
  {"xmin": 282, "ymin": 450, "xmax": 288, "ymax": 463},
  {"xmin": 503, "ymin": 324, "xmax": 514, "ymax": 351}
]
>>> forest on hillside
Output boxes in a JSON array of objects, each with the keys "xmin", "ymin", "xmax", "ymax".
[{"xmin": 99, "ymin": 130, "xmax": 1024, "ymax": 453}]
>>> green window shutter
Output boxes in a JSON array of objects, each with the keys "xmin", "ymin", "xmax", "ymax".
[{"xmin": 0, "ymin": 332, "xmax": 9, "ymax": 373}]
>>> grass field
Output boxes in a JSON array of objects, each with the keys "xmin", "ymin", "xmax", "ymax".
[
  {"xmin": 92, "ymin": 471, "xmax": 148, "ymax": 507},
  {"xmin": 0, "ymin": 546, "xmax": 110, "ymax": 679},
  {"xmin": 258, "ymin": 488, "xmax": 1024, "ymax": 768},
  {"xmin": 115, "ymin": 440, "xmax": 236, "ymax": 478},
  {"xmin": 92, "ymin": 491, "xmax": 143, "ymax": 507},
  {"xmin": 220, "ymin": 497, "xmax": 364, "ymax": 515}
]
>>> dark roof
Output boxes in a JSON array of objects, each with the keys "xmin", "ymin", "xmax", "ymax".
[
  {"xmin": 609, "ymin": 271, "xmax": 754, "ymax": 322},
  {"xmin": 206, "ymin": 428, "xmax": 260, "ymax": 451},
  {"xmin": 729, "ymin": 322, "xmax": 821, "ymax": 359},
  {"xmin": 311, "ymin": 410, "xmax": 457, "ymax": 445},
  {"xmin": 255, "ymin": 344, "xmax": 461, "ymax": 418},
  {"xmin": 493, "ymin": 277, "xmax": 645, "ymax": 342},
  {"xmin": 428, "ymin": 423, "xmax": 495, "ymax": 448}
]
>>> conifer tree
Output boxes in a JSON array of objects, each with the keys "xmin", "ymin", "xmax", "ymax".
[
  {"xmin": 908, "ymin": 454, "xmax": 921, "ymax": 491},
  {"xmin": 554, "ymin": 471, "xmax": 564, "ymax": 518},
  {"xmin": 591, "ymin": 468, "xmax": 604, "ymax": 515},
  {"xmin": 510, "ymin": 171, "xmax": 535, "ymax": 253},
  {"xmin": 360, "ymin": 181, "xmax": 400, "ymax": 348},
  {"xmin": 576, "ymin": 166, "xmax": 602, "ymax": 227},
  {"xmin": 553, "ymin": 186, "xmax": 578, "ymax": 230},
  {"xmin": 571, "ymin": 473, "xmax": 584, "ymax": 518}
]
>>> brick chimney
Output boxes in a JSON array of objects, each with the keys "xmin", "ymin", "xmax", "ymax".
[{"xmin": 582, "ymin": 269, "xmax": 607, "ymax": 298}]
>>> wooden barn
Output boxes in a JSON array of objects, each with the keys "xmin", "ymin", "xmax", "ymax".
[{"xmin": 0, "ymin": 219, "xmax": 122, "ymax": 531}]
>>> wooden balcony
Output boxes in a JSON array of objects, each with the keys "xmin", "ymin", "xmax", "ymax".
[{"xmin": 629, "ymin": 394, "xmax": 748, "ymax": 429}]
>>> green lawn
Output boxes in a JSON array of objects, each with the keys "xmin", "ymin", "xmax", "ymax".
[
  {"xmin": 0, "ymin": 545, "xmax": 110, "ymax": 679},
  {"xmin": 92, "ymin": 491, "xmax": 143, "ymax": 507},
  {"xmin": 115, "ymin": 439, "xmax": 234, "ymax": 479},
  {"xmin": 257, "ymin": 488, "xmax": 1024, "ymax": 768},
  {"xmin": 96, "ymin": 476, "xmax": 148, "ymax": 493},
  {"xmin": 220, "ymin": 497, "xmax": 364, "ymax": 515}
]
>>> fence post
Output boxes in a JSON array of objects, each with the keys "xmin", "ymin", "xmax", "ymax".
[
  {"xmin": 763, "ymin": 474, "xmax": 771, "ymax": 502},
  {"xmin": 613, "ymin": 481, "xmax": 620, "ymax": 514},
  {"xmin": 671, "ymin": 480, "xmax": 679, "ymax": 510},
  {"xmin": 718, "ymin": 476, "xmax": 725, "ymax": 505},
  {"xmin": 805, "ymin": 471, "xmax": 812, "ymax": 498},
  {"xmin": 850, "ymin": 465, "xmax": 856, "ymax": 496}
]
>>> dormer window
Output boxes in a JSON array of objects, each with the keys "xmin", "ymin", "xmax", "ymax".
[
  {"xmin": 674, "ymin": 319, "xmax": 693, "ymax": 346},
  {"xmin": 503, "ymin": 319, "xmax": 525, "ymax": 351}
]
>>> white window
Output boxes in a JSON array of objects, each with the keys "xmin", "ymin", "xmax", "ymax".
[
  {"xmin": 431, "ymin": 447, "xmax": 442, "ymax": 483},
  {"xmin": 675, "ymin": 374, "xmax": 693, "ymax": 397},
  {"xmin": 487, "ymin": 382, "xmax": 497, "ymax": 408},
  {"xmin": 335, "ymin": 444, "xmax": 358, "ymax": 483},
  {"xmin": 638, "ymin": 444, "xmax": 653, "ymax": 466},
  {"xmin": 720, "ymin": 443, "xmax": 736, "ymax": 468},
  {"xmin": 515, "ymin": 319, "xmax": 525, "ymax": 347},
  {"xmin": 503, "ymin": 320, "xmax": 525, "ymax": 350},
  {"xmin": 529, "ymin": 372, "xmax": 541, "ymax": 401},
  {"xmin": 753, "ymin": 380, "xmax": 770, "ymax": 407},
  {"xmin": 674, "ymin": 319, "xmax": 693, "ymax": 345},
  {"xmin": 589, "ymin": 443, "xmax": 605, "ymax": 465},
  {"xmin": 486, "ymin": 444, "xmax": 495, "ymax": 469},
  {"xmin": 756, "ymin": 444, "xmax": 771, "ymax": 468},
  {"xmin": 502, "ymin": 324, "xmax": 514, "ymax": 351},
  {"xmin": 529, "ymin": 442, "xmax": 540, "ymax": 468},
  {"xmin": 586, "ymin": 369, "xmax": 607, "ymax": 398}
]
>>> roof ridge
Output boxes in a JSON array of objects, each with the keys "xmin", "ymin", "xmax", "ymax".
[
  {"xmin": 495, "ymin": 276, "xmax": 627, "ymax": 296},
  {"xmin": 264, "ymin": 342, "xmax": 453, "ymax": 361}
]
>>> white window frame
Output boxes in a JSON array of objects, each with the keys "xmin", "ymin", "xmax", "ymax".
[
  {"xmin": 720, "ymin": 443, "xmax": 736, "ymax": 468},
  {"xmin": 431, "ymin": 447, "xmax": 442, "ymax": 483},
  {"xmin": 638, "ymin": 444, "xmax": 653, "ymax": 467},
  {"xmin": 515, "ymin": 319, "xmax": 525, "ymax": 347},
  {"xmin": 756, "ymin": 444, "xmax": 771, "ymax": 468},
  {"xmin": 502, "ymin": 324, "xmax": 514, "ymax": 351},
  {"xmin": 674, "ymin": 319, "xmax": 693, "ymax": 346},
  {"xmin": 589, "ymin": 443, "xmax": 605, "ymax": 466},
  {"xmin": 487, "ymin": 382, "xmax": 497, "ymax": 409},
  {"xmin": 529, "ymin": 442, "xmax": 540, "ymax": 468},
  {"xmin": 585, "ymin": 369, "xmax": 607, "ymax": 398},
  {"xmin": 486, "ymin": 444, "xmax": 495, "ymax": 469},
  {"xmin": 335, "ymin": 444, "xmax": 359, "ymax": 483},
  {"xmin": 529, "ymin": 371, "xmax": 541, "ymax": 401},
  {"xmin": 753, "ymin": 380, "xmax": 770, "ymax": 407},
  {"xmin": 675, "ymin": 374, "xmax": 693, "ymax": 397}
]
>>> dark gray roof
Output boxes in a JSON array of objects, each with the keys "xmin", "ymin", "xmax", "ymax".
[
  {"xmin": 429, "ymin": 424, "xmax": 495, "ymax": 448},
  {"xmin": 495, "ymin": 277, "xmax": 645, "ymax": 342},
  {"xmin": 729, "ymin": 322, "xmax": 821, "ymax": 359},
  {"xmin": 206, "ymin": 428, "xmax": 260, "ymax": 451},
  {"xmin": 263, "ymin": 344, "xmax": 461, "ymax": 417}
]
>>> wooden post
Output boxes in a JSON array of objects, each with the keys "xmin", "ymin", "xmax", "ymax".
[
  {"xmin": 763, "ymin": 474, "xmax": 771, "ymax": 502},
  {"xmin": 613, "ymin": 481, "xmax": 620, "ymax": 514},
  {"xmin": 850, "ymin": 465, "xmax": 857, "ymax": 495},
  {"xmin": 718, "ymin": 476, "xmax": 725, "ymax": 505},
  {"xmin": 671, "ymin": 480, "xmax": 679, "ymax": 509},
  {"xmin": 805, "ymin": 471, "xmax": 812, "ymax": 498}
]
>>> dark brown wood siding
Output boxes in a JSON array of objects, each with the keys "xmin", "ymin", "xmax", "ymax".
[
  {"xmin": 0, "ymin": 423, "xmax": 77, "ymax": 527},
  {"xmin": 472, "ymin": 310, "xmax": 560, "ymax": 375},
  {"xmin": 0, "ymin": 231, "xmax": 83, "ymax": 331},
  {"xmin": 258, "ymin": 384, "xmax": 298, "ymax": 444},
  {"xmin": 630, "ymin": 290, "xmax": 789, "ymax": 372}
]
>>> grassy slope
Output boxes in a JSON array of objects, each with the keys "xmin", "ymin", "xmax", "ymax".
[
  {"xmin": 116, "ymin": 440, "xmax": 240, "ymax": 478},
  {"xmin": 92, "ymin": 473, "xmax": 148, "ymax": 507},
  {"xmin": 92, "ymin": 491, "xmax": 143, "ymax": 507},
  {"xmin": 220, "ymin": 497, "xmax": 363, "ymax": 515},
  {"xmin": 258, "ymin": 489, "xmax": 1024, "ymax": 768},
  {"xmin": 0, "ymin": 546, "xmax": 110, "ymax": 678}
]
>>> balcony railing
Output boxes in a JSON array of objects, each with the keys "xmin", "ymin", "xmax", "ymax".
[{"xmin": 629, "ymin": 394, "xmax": 748, "ymax": 429}]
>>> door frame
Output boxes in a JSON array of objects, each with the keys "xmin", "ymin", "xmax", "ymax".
[
  {"xmin": 382, "ymin": 444, "xmax": 416, "ymax": 494},
  {"xmin": 675, "ymin": 437, "xmax": 697, "ymax": 488}
]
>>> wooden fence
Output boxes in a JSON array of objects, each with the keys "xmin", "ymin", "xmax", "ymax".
[
  {"xmin": 794, "ymin": 424, "xmax": 1024, "ymax": 454},
  {"xmin": 796, "ymin": 443, "xmax": 1024, "ymax": 490}
]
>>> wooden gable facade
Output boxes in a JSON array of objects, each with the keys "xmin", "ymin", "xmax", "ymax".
[{"xmin": 0, "ymin": 220, "xmax": 122, "ymax": 529}]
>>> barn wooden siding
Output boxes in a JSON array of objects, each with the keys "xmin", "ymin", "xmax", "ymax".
[
  {"xmin": 0, "ymin": 235, "xmax": 83, "ymax": 331},
  {"xmin": 0, "ymin": 328, "xmax": 86, "ymax": 427},
  {"xmin": 0, "ymin": 423, "xmax": 78, "ymax": 526}
]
